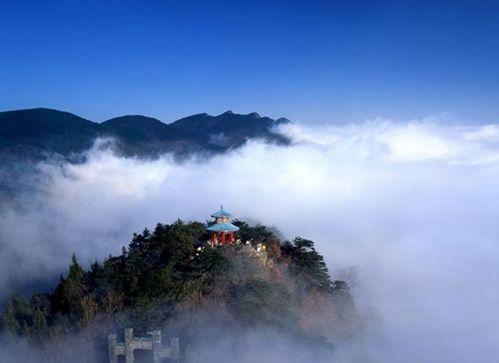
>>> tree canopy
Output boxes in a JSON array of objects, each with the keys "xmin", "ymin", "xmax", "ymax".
[{"xmin": 0, "ymin": 220, "xmax": 357, "ymax": 362}]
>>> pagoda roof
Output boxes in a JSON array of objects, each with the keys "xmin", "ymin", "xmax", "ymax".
[
  {"xmin": 207, "ymin": 223, "xmax": 240, "ymax": 232},
  {"xmin": 211, "ymin": 206, "xmax": 233, "ymax": 218}
]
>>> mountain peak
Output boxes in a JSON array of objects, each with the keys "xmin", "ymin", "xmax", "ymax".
[
  {"xmin": 275, "ymin": 117, "xmax": 291, "ymax": 124},
  {"xmin": 0, "ymin": 107, "xmax": 91, "ymax": 123},
  {"xmin": 102, "ymin": 115, "xmax": 165, "ymax": 126},
  {"xmin": 248, "ymin": 112, "xmax": 261, "ymax": 118},
  {"xmin": 221, "ymin": 110, "xmax": 234, "ymax": 116}
]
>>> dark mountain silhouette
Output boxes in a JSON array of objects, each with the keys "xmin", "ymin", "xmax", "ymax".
[
  {"xmin": 171, "ymin": 110, "xmax": 290, "ymax": 148},
  {"xmin": 100, "ymin": 115, "xmax": 210, "ymax": 156},
  {"xmin": 0, "ymin": 108, "xmax": 291, "ymax": 161},
  {"xmin": 0, "ymin": 108, "xmax": 100, "ymax": 161}
]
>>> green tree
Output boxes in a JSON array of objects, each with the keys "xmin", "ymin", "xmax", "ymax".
[
  {"xmin": 281, "ymin": 237, "xmax": 334, "ymax": 292},
  {"xmin": 52, "ymin": 254, "xmax": 87, "ymax": 321},
  {"xmin": 228, "ymin": 279, "xmax": 298, "ymax": 328},
  {"xmin": 234, "ymin": 221, "xmax": 278, "ymax": 246},
  {"xmin": 1, "ymin": 294, "xmax": 31, "ymax": 337}
]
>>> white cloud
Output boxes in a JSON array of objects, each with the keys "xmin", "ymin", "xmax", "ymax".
[{"xmin": 0, "ymin": 119, "xmax": 498, "ymax": 362}]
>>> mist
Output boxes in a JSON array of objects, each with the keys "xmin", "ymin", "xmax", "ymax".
[{"xmin": 0, "ymin": 119, "xmax": 498, "ymax": 362}]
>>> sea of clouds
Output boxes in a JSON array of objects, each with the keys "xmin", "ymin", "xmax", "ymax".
[{"xmin": 0, "ymin": 118, "xmax": 498, "ymax": 362}]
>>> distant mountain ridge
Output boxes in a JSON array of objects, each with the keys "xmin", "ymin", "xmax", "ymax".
[
  {"xmin": 0, "ymin": 108, "xmax": 101, "ymax": 161},
  {"xmin": 0, "ymin": 108, "xmax": 291, "ymax": 161},
  {"xmin": 170, "ymin": 110, "xmax": 290, "ymax": 148}
]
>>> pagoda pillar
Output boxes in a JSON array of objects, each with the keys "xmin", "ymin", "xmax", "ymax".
[{"xmin": 221, "ymin": 232, "xmax": 226, "ymax": 245}]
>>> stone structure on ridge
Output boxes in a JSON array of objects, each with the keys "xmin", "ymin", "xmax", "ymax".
[{"xmin": 108, "ymin": 328, "xmax": 179, "ymax": 363}]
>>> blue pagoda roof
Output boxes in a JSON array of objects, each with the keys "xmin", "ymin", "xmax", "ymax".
[
  {"xmin": 207, "ymin": 223, "xmax": 240, "ymax": 232},
  {"xmin": 211, "ymin": 206, "xmax": 233, "ymax": 218}
]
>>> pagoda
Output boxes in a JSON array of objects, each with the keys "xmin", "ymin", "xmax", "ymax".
[{"xmin": 207, "ymin": 206, "xmax": 240, "ymax": 246}]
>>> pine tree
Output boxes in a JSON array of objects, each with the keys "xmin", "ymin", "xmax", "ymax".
[
  {"xmin": 52, "ymin": 254, "xmax": 87, "ymax": 321},
  {"xmin": 282, "ymin": 237, "xmax": 334, "ymax": 292}
]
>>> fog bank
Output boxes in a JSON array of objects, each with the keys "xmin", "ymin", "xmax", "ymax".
[{"xmin": 0, "ymin": 119, "xmax": 498, "ymax": 362}]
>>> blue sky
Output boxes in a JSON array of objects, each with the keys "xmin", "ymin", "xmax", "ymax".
[{"xmin": 1, "ymin": 0, "xmax": 498, "ymax": 124}]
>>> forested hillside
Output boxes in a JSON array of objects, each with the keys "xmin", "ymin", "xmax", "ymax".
[{"xmin": 0, "ymin": 220, "xmax": 358, "ymax": 362}]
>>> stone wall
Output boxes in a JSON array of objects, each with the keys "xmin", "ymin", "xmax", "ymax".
[{"xmin": 108, "ymin": 328, "xmax": 179, "ymax": 363}]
